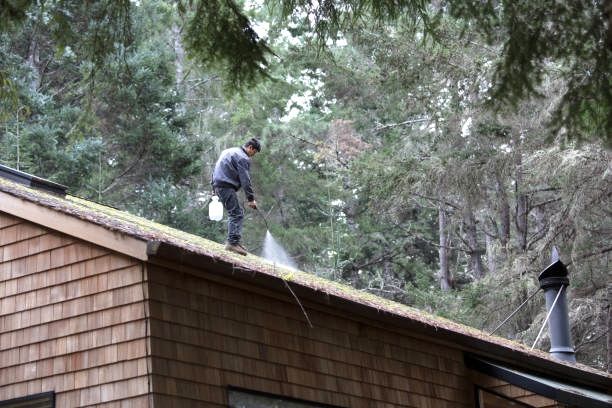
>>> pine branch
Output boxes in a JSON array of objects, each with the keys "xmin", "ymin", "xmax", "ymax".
[
  {"xmin": 371, "ymin": 117, "xmax": 429, "ymax": 132},
  {"xmin": 352, "ymin": 249, "xmax": 402, "ymax": 270},
  {"xmin": 530, "ymin": 197, "xmax": 562, "ymax": 209},
  {"xmin": 566, "ymin": 246, "xmax": 612, "ymax": 266},
  {"xmin": 407, "ymin": 192, "xmax": 461, "ymax": 210},
  {"xmin": 574, "ymin": 328, "xmax": 610, "ymax": 352}
]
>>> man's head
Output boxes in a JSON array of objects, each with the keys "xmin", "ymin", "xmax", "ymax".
[{"xmin": 244, "ymin": 138, "xmax": 261, "ymax": 157}]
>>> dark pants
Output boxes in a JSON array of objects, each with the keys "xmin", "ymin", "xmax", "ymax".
[{"xmin": 216, "ymin": 187, "xmax": 243, "ymax": 245}]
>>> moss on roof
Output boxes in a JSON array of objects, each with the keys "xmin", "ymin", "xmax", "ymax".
[{"xmin": 1, "ymin": 177, "xmax": 610, "ymax": 382}]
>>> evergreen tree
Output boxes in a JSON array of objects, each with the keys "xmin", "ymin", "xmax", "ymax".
[{"xmin": 2, "ymin": 1, "xmax": 610, "ymax": 141}]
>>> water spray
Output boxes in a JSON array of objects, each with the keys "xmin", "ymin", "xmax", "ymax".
[{"xmin": 254, "ymin": 206, "xmax": 297, "ymax": 269}]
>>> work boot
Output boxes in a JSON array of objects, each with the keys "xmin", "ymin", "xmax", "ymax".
[{"xmin": 225, "ymin": 242, "xmax": 247, "ymax": 256}]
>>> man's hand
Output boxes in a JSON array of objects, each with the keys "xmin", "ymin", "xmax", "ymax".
[{"xmin": 247, "ymin": 200, "xmax": 257, "ymax": 209}]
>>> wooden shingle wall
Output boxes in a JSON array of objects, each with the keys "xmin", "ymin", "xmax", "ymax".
[
  {"xmin": 147, "ymin": 263, "xmax": 475, "ymax": 408},
  {"xmin": 470, "ymin": 371, "xmax": 563, "ymax": 407},
  {"xmin": 0, "ymin": 213, "xmax": 151, "ymax": 407}
]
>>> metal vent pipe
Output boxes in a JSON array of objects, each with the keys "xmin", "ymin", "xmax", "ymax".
[{"xmin": 537, "ymin": 249, "xmax": 576, "ymax": 363}]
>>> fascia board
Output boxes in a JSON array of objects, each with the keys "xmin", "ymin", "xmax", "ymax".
[{"xmin": 0, "ymin": 190, "xmax": 148, "ymax": 261}]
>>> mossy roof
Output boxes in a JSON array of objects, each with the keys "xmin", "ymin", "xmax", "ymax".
[{"xmin": 0, "ymin": 177, "xmax": 610, "ymax": 386}]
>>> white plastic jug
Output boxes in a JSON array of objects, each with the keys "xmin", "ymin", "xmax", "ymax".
[{"xmin": 208, "ymin": 196, "xmax": 223, "ymax": 221}]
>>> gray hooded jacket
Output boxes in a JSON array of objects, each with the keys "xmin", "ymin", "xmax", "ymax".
[{"xmin": 212, "ymin": 147, "xmax": 255, "ymax": 201}]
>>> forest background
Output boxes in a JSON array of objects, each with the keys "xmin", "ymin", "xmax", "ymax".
[{"xmin": 1, "ymin": 0, "xmax": 610, "ymax": 371}]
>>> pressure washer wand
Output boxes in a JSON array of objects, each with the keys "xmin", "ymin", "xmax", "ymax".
[{"xmin": 255, "ymin": 207, "xmax": 270, "ymax": 231}]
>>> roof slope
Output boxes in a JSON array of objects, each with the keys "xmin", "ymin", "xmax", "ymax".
[{"xmin": 0, "ymin": 177, "xmax": 610, "ymax": 390}]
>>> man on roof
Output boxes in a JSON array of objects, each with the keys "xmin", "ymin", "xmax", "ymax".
[{"xmin": 212, "ymin": 138, "xmax": 261, "ymax": 255}]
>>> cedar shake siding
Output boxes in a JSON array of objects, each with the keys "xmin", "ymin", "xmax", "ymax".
[
  {"xmin": 146, "ymin": 263, "xmax": 472, "ymax": 407},
  {"xmin": 0, "ymin": 213, "xmax": 151, "ymax": 406},
  {"xmin": 470, "ymin": 371, "xmax": 562, "ymax": 407}
]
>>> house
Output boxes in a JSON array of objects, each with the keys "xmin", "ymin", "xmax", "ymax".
[{"xmin": 0, "ymin": 165, "xmax": 610, "ymax": 407}]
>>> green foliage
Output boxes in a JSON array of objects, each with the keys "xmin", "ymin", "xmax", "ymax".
[
  {"xmin": 1, "ymin": 0, "xmax": 133, "ymax": 67},
  {"xmin": 0, "ymin": 0, "xmax": 33, "ymax": 31},
  {"xmin": 95, "ymin": 51, "xmax": 199, "ymax": 181},
  {"xmin": 275, "ymin": 0, "xmax": 436, "ymax": 43},
  {"xmin": 0, "ymin": 0, "xmax": 203, "ymax": 223},
  {"xmin": 450, "ymin": 0, "xmax": 612, "ymax": 143},
  {"xmin": 180, "ymin": 0, "xmax": 273, "ymax": 89},
  {"xmin": 2, "ymin": 0, "xmax": 610, "ymax": 141}
]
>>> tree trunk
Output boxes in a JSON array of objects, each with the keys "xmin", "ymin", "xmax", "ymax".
[
  {"xmin": 515, "ymin": 164, "xmax": 529, "ymax": 251},
  {"xmin": 172, "ymin": 24, "xmax": 186, "ymax": 98},
  {"xmin": 529, "ymin": 205, "xmax": 548, "ymax": 249},
  {"xmin": 496, "ymin": 173, "xmax": 511, "ymax": 250},
  {"xmin": 438, "ymin": 205, "xmax": 452, "ymax": 291},
  {"xmin": 27, "ymin": 31, "xmax": 41, "ymax": 91},
  {"xmin": 485, "ymin": 231, "xmax": 496, "ymax": 275},
  {"xmin": 463, "ymin": 202, "xmax": 485, "ymax": 279}
]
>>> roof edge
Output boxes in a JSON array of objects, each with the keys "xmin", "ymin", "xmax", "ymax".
[{"xmin": 465, "ymin": 354, "xmax": 612, "ymax": 406}]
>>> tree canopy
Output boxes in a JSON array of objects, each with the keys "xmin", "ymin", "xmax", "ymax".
[{"xmin": 1, "ymin": 0, "xmax": 610, "ymax": 142}]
